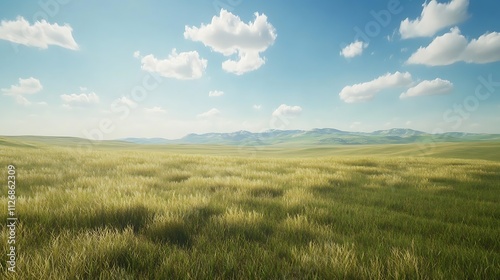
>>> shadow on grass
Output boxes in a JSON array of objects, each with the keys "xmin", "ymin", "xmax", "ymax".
[
  {"xmin": 222, "ymin": 223, "xmax": 274, "ymax": 243},
  {"xmin": 141, "ymin": 206, "xmax": 224, "ymax": 248},
  {"xmin": 23, "ymin": 205, "xmax": 154, "ymax": 234},
  {"xmin": 165, "ymin": 174, "xmax": 191, "ymax": 183},
  {"xmin": 428, "ymin": 177, "xmax": 462, "ymax": 186},
  {"xmin": 281, "ymin": 228, "xmax": 319, "ymax": 246},
  {"xmin": 91, "ymin": 205, "xmax": 154, "ymax": 233},
  {"xmin": 185, "ymin": 205, "xmax": 224, "ymax": 230},
  {"xmin": 142, "ymin": 221, "xmax": 192, "ymax": 248},
  {"xmin": 100, "ymin": 236, "xmax": 161, "ymax": 278},
  {"xmin": 312, "ymin": 185, "xmax": 338, "ymax": 197},
  {"xmin": 250, "ymin": 187, "xmax": 284, "ymax": 198}
]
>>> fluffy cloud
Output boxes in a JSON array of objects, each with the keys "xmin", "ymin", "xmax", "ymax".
[
  {"xmin": 339, "ymin": 72, "xmax": 413, "ymax": 103},
  {"xmin": 140, "ymin": 49, "xmax": 207, "ymax": 80},
  {"xmin": 2, "ymin": 77, "xmax": 43, "ymax": 106},
  {"xmin": 407, "ymin": 27, "xmax": 500, "ymax": 65},
  {"xmin": 407, "ymin": 27, "xmax": 466, "ymax": 65},
  {"xmin": 463, "ymin": 31, "xmax": 500, "ymax": 63},
  {"xmin": 340, "ymin": 41, "xmax": 368, "ymax": 58},
  {"xmin": 272, "ymin": 104, "xmax": 302, "ymax": 117},
  {"xmin": 197, "ymin": 108, "xmax": 221, "ymax": 118},
  {"xmin": 208, "ymin": 90, "xmax": 224, "ymax": 97},
  {"xmin": 399, "ymin": 0, "xmax": 469, "ymax": 39},
  {"xmin": 0, "ymin": 16, "xmax": 78, "ymax": 50},
  {"xmin": 400, "ymin": 78, "xmax": 453, "ymax": 99},
  {"xmin": 184, "ymin": 9, "xmax": 277, "ymax": 75},
  {"xmin": 2, "ymin": 77, "xmax": 43, "ymax": 95},
  {"xmin": 144, "ymin": 106, "xmax": 166, "ymax": 114},
  {"xmin": 60, "ymin": 92, "xmax": 99, "ymax": 104}
]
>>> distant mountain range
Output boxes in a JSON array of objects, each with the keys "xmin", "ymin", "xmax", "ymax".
[{"xmin": 121, "ymin": 128, "xmax": 500, "ymax": 145}]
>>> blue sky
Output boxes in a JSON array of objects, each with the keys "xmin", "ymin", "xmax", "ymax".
[{"xmin": 1, "ymin": 0, "xmax": 499, "ymax": 139}]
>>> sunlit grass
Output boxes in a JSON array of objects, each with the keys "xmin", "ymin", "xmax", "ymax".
[{"xmin": 0, "ymin": 144, "xmax": 499, "ymax": 279}]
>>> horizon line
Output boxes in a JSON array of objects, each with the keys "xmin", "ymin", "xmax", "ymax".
[{"xmin": 1, "ymin": 127, "xmax": 498, "ymax": 142}]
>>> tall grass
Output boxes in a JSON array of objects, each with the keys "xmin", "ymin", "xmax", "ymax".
[{"xmin": 0, "ymin": 145, "xmax": 499, "ymax": 279}]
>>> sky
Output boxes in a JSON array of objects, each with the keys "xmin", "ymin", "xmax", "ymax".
[{"xmin": 0, "ymin": 0, "xmax": 499, "ymax": 140}]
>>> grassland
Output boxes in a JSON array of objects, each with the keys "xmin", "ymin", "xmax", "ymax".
[{"xmin": 0, "ymin": 138, "xmax": 499, "ymax": 279}]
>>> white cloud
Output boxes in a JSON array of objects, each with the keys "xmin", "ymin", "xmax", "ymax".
[
  {"xmin": 340, "ymin": 41, "xmax": 368, "ymax": 58},
  {"xmin": 407, "ymin": 27, "xmax": 500, "ymax": 65},
  {"xmin": 399, "ymin": 0, "xmax": 469, "ymax": 39},
  {"xmin": 61, "ymin": 92, "xmax": 99, "ymax": 104},
  {"xmin": 221, "ymin": 52, "xmax": 265, "ymax": 75},
  {"xmin": 1, "ymin": 77, "xmax": 43, "ymax": 95},
  {"xmin": 133, "ymin": 50, "xmax": 141, "ymax": 58},
  {"xmin": 2, "ymin": 77, "xmax": 43, "ymax": 106},
  {"xmin": 407, "ymin": 27, "xmax": 466, "ymax": 65},
  {"xmin": 400, "ymin": 78, "xmax": 453, "ymax": 99},
  {"xmin": 272, "ymin": 104, "xmax": 302, "ymax": 117},
  {"xmin": 0, "ymin": 16, "xmax": 79, "ymax": 50},
  {"xmin": 463, "ymin": 31, "xmax": 500, "ymax": 64},
  {"xmin": 144, "ymin": 106, "xmax": 166, "ymax": 114},
  {"xmin": 184, "ymin": 9, "xmax": 277, "ymax": 75},
  {"xmin": 140, "ymin": 49, "xmax": 207, "ymax": 80},
  {"xmin": 79, "ymin": 86, "xmax": 87, "ymax": 91},
  {"xmin": 197, "ymin": 108, "xmax": 221, "ymax": 118},
  {"xmin": 339, "ymin": 72, "xmax": 413, "ymax": 103},
  {"xmin": 253, "ymin": 104, "xmax": 262, "ymax": 110},
  {"xmin": 208, "ymin": 90, "xmax": 224, "ymax": 97}
]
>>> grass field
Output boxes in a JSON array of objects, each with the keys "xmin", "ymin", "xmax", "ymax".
[{"xmin": 1, "ymin": 138, "xmax": 499, "ymax": 279}]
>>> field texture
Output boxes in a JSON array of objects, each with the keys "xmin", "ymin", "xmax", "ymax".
[{"xmin": 1, "ymin": 141, "xmax": 499, "ymax": 279}]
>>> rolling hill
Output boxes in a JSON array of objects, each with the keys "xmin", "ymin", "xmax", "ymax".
[{"xmin": 121, "ymin": 128, "xmax": 500, "ymax": 145}]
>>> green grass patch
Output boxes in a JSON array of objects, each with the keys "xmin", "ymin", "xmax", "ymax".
[{"xmin": 0, "ymin": 142, "xmax": 499, "ymax": 279}]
